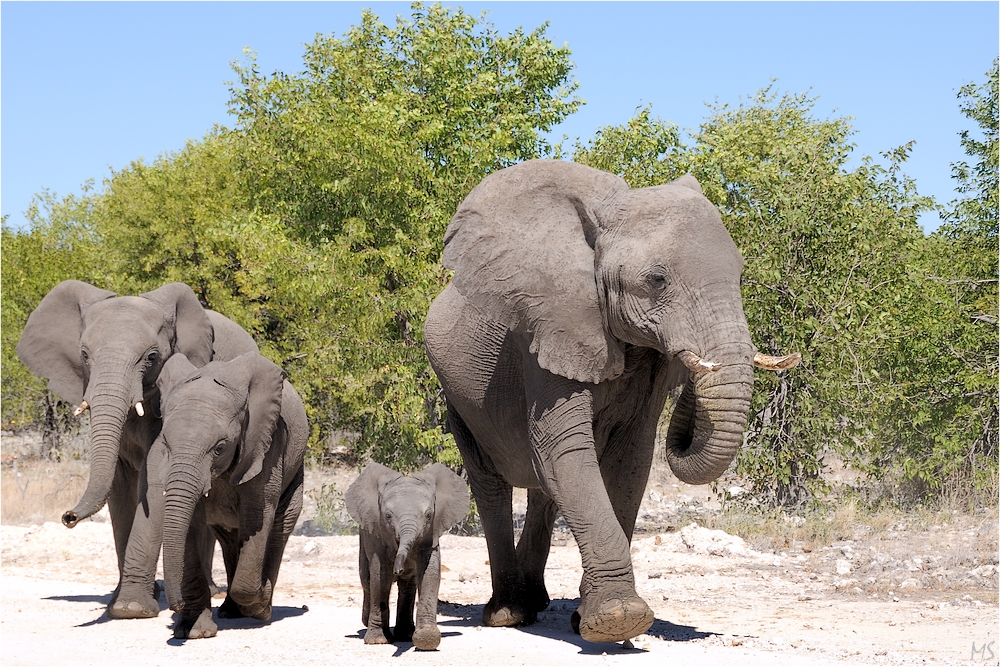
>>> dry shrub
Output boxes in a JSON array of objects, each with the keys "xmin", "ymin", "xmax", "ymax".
[{"xmin": 1, "ymin": 457, "xmax": 90, "ymax": 525}]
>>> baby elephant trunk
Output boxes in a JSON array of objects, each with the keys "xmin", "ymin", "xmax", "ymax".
[{"xmin": 394, "ymin": 530, "xmax": 418, "ymax": 575}]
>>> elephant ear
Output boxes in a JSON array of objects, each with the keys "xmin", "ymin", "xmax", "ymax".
[
  {"xmin": 155, "ymin": 354, "xmax": 200, "ymax": 401},
  {"xmin": 140, "ymin": 283, "xmax": 214, "ymax": 367},
  {"xmin": 671, "ymin": 174, "xmax": 703, "ymax": 194},
  {"xmin": 212, "ymin": 353, "xmax": 285, "ymax": 486},
  {"xmin": 442, "ymin": 160, "xmax": 629, "ymax": 384},
  {"xmin": 345, "ymin": 462, "xmax": 403, "ymax": 531},
  {"xmin": 413, "ymin": 463, "xmax": 470, "ymax": 540},
  {"xmin": 16, "ymin": 280, "xmax": 116, "ymax": 405}
]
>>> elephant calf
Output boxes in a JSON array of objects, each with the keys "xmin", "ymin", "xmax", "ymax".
[
  {"xmin": 148, "ymin": 352, "xmax": 307, "ymax": 639},
  {"xmin": 346, "ymin": 462, "xmax": 469, "ymax": 650}
]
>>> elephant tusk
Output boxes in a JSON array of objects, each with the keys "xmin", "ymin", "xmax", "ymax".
[
  {"xmin": 73, "ymin": 401, "xmax": 89, "ymax": 416},
  {"xmin": 753, "ymin": 351, "xmax": 802, "ymax": 371},
  {"xmin": 134, "ymin": 402, "xmax": 145, "ymax": 417},
  {"xmin": 676, "ymin": 350, "xmax": 721, "ymax": 373}
]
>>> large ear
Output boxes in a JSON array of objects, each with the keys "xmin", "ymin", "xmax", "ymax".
[
  {"xmin": 670, "ymin": 174, "xmax": 703, "ymax": 193},
  {"xmin": 140, "ymin": 283, "xmax": 214, "ymax": 367},
  {"xmin": 345, "ymin": 462, "xmax": 403, "ymax": 530},
  {"xmin": 15, "ymin": 280, "xmax": 116, "ymax": 405},
  {"xmin": 155, "ymin": 353, "xmax": 200, "ymax": 399},
  {"xmin": 214, "ymin": 353, "xmax": 284, "ymax": 486},
  {"xmin": 442, "ymin": 160, "xmax": 628, "ymax": 384},
  {"xmin": 413, "ymin": 463, "xmax": 470, "ymax": 539}
]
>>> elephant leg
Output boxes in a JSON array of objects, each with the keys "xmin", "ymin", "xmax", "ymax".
[
  {"xmin": 214, "ymin": 527, "xmax": 244, "ymax": 619},
  {"xmin": 106, "ymin": 458, "xmax": 139, "ymax": 608},
  {"xmin": 393, "ymin": 574, "xmax": 416, "ymax": 643},
  {"xmin": 229, "ymin": 495, "xmax": 279, "ymax": 621},
  {"xmin": 412, "ymin": 546, "xmax": 442, "ymax": 651},
  {"xmin": 516, "ymin": 488, "xmax": 558, "ymax": 614},
  {"xmin": 364, "ymin": 551, "xmax": 394, "ymax": 645},
  {"xmin": 599, "ymin": 417, "xmax": 658, "ymax": 544},
  {"xmin": 111, "ymin": 441, "xmax": 166, "ymax": 619},
  {"xmin": 449, "ymin": 407, "xmax": 526, "ymax": 627},
  {"xmin": 259, "ymin": 465, "xmax": 304, "ymax": 612},
  {"xmin": 201, "ymin": 532, "xmax": 221, "ymax": 597},
  {"xmin": 173, "ymin": 500, "xmax": 215, "ymax": 639},
  {"xmin": 524, "ymin": 371, "xmax": 652, "ymax": 644},
  {"xmin": 359, "ymin": 544, "xmax": 372, "ymax": 628}
]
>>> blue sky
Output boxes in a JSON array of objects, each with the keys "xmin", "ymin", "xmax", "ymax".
[{"xmin": 3, "ymin": 2, "xmax": 997, "ymax": 232}]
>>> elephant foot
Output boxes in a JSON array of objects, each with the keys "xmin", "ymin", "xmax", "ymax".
[
  {"xmin": 523, "ymin": 581, "xmax": 551, "ymax": 614},
  {"xmin": 393, "ymin": 623, "xmax": 415, "ymax": 643},
  {"xmin": 482, "ymin": 596, "xmax": 535, "ymax": 627},
  {"xmin": 575, "ymin": 592, "xmax": 653, "ymax": 644},
  {"xmin": 217, "ymin": 596, "xmax": 245, "ymax": 619},
  {"xmin": 227, "ymin": 580, "xmax": 272, "ymax": 620},
  {"xmin": 107, "ymin": 584, "xmax": 160, "ymax": 619},
  {"xmin": 363, "ymin": 627, "xmax": 393, "ymax": 644},
  {"xmin": 174, "ymin": 608, "xmax": 217, "ymax": 639},
  {"xmin": 412, "ymin": 624, "xmax": 441, "ymax": 651}
]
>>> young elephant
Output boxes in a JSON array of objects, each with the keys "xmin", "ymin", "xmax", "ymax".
[
  {"xmin": 346, "ymin": 462, "xmax": 469, "ymax": 650},
  {"xmin": 149, "ymin": 352, "xmax": 307, "ymax": 639}
]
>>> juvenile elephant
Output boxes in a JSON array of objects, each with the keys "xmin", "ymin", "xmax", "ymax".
[
  {"xmin": 346, "ymin": 462, "xmax": 469, "ymax": 650},
  {"xmin": 150, "ymin": 352, "xmax": 307, "ymax": 639},
  {"xmin": 424, "ymin": 160, "xmax": 799, "ymax": 643},
  {"xmin": 15, "ymin": 280, "xmax": 258, "ymax": 618}
]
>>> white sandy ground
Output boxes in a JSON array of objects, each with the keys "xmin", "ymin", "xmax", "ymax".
[{"xmin": 1, "ymin": 517, "xmax": 997, "ymax": 667}]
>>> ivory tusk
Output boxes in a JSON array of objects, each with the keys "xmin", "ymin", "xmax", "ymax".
[
  {"xmin": 753, "ymin": 351, "xmax": 802, "ymax": 371},
  {"xmin": 676, "ymin": 350, "xmax": 721, "ymax": 373},
  {"xmin": 73, "ymin": 401, "xmax": 89, "ymax": 416},
  {"xmin": 134, "ymin": 402, "xmax": 145, "ymax": 417}
]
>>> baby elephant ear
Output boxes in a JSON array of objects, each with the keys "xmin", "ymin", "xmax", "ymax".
[
  {"xmin": 442, "ymin": 160, "xmax": 628, "ymax": 384},
  {"xmin": 155, "ymin": 354, "xmax": 199, "ymax": 400},
  {"xmin": 346, "ymin": 462, "xmax": 403, "ymax": 530},
  {"xmin": 220, "ymin": 353, "xmax": 285, "ymax": 486},
  {"xmin": 413, "ymin": 463, "xmax": 470, "ymax": 539}
]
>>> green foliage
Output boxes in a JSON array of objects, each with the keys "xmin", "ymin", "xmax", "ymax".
[
  {"xmin": 689, "ymin": 86, "xmax": 934, "ymax": 506},
  {"xmin": 2, "ymin": 4, "xmax": 577, "ymax": 472},
  {"xmin": 872, "ymin": 60, "xmax": 998, "ymax": 501},
  {"xmin": 1, "ymin": 190, "xmax": 101, "ymax": 428},
  {"xmin": 572, "ymin": 106, "xmax": 689, "ymax": 187}
]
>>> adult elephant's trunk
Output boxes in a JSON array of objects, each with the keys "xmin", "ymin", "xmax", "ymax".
[
  {"xmin": 62, "ymin": 366, "xmax": 137, "ymax": 528},
  {"xmin": 162, "ymin": 468, "xmax": 204, "ymax": 612},
  {"xmin": 394, "ymin": 528, "xmax": 420, "ymax": 575},
  {"xmin": 664, "ymin": 341, "xmax": 754, "ymax": 485}
]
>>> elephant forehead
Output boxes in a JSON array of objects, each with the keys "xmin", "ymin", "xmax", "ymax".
[
  {"xmin": 164, "ymin": 381, "xmax": 241, "ymax": 415},
  {"xmin": 382, "ymin": 478, "xmax": 433, "ymax": 506},
  {"xmin": 83, "ymin": 298, "xmax": 167, "ymax": 339}
]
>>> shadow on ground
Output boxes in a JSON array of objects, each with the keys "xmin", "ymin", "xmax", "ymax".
[{"xmin": 437, "ymin": 598, "xmax": 717, "ymax": 654}]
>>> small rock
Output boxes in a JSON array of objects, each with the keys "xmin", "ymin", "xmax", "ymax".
[
  {"xmin": 302, "ymin": 540, "xmax": 319, "ymax": 556},
  {"xmin": 836, "ymin": 559, "xmax": 853, "ymax": 575}
]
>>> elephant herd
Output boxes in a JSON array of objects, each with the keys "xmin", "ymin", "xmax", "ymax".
[{"xmin": 16, "ymin": 160, "xmax": 798, "ymax": 647}]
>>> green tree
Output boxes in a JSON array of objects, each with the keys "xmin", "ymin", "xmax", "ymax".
[
  {"xmin": 1, "ymin": 189, "xmax": 100, "ymax": 438},
  {"xmin": 221, "ymin": 3, "xmax": 581, "ymax": 467},
  {"xmin": 572, "ymin": 106, "xmax": 689, "ymax": 188},
  {"xmin": 876, "ymin": 60, "xmax": 998, "ymax": 501},
  {"xmin": 687, "ymin": 88, "xmax": 933, "ymax": 506}
]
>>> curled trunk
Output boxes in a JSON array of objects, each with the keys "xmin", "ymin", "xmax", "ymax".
[
  {"xmin": 664, "ymin": 342, "xmax": 753, "ymax": 485},
  {"xmin": 62, "ymin": 370, "xmax": 135, "ymax": 528}
]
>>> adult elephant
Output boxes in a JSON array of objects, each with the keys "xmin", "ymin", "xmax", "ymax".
[
  {"xmin": 424, "ymin": 160, "xmax": 799, "ymax": 644},
  {"xmin": 15, "ymin": 280, "xmax": 259, "ymax": 618}
]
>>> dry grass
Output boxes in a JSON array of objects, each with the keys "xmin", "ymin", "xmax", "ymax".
[{"xmin": 1, "ymin": 457, "xmax": 90, "ymax": 524}]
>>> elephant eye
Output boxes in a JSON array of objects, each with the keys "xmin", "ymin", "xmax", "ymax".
[
  {"xmin": 145, "ymin": 350, "xmax": 160, "ymax": 364},
  {"xmin": 213, "ymin": 441, "xmax": 226, "ymax": 456},
  {"xmin": 80, "ymin": 349, "xmax": 90, "ymax": 364},
  {"xmin": 385, "ymin": 511, "xmax": 392, "ymax": 522},
  {"xmin": 647, "ymin": 272, "xmax": 669, "ymax": 289}
]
